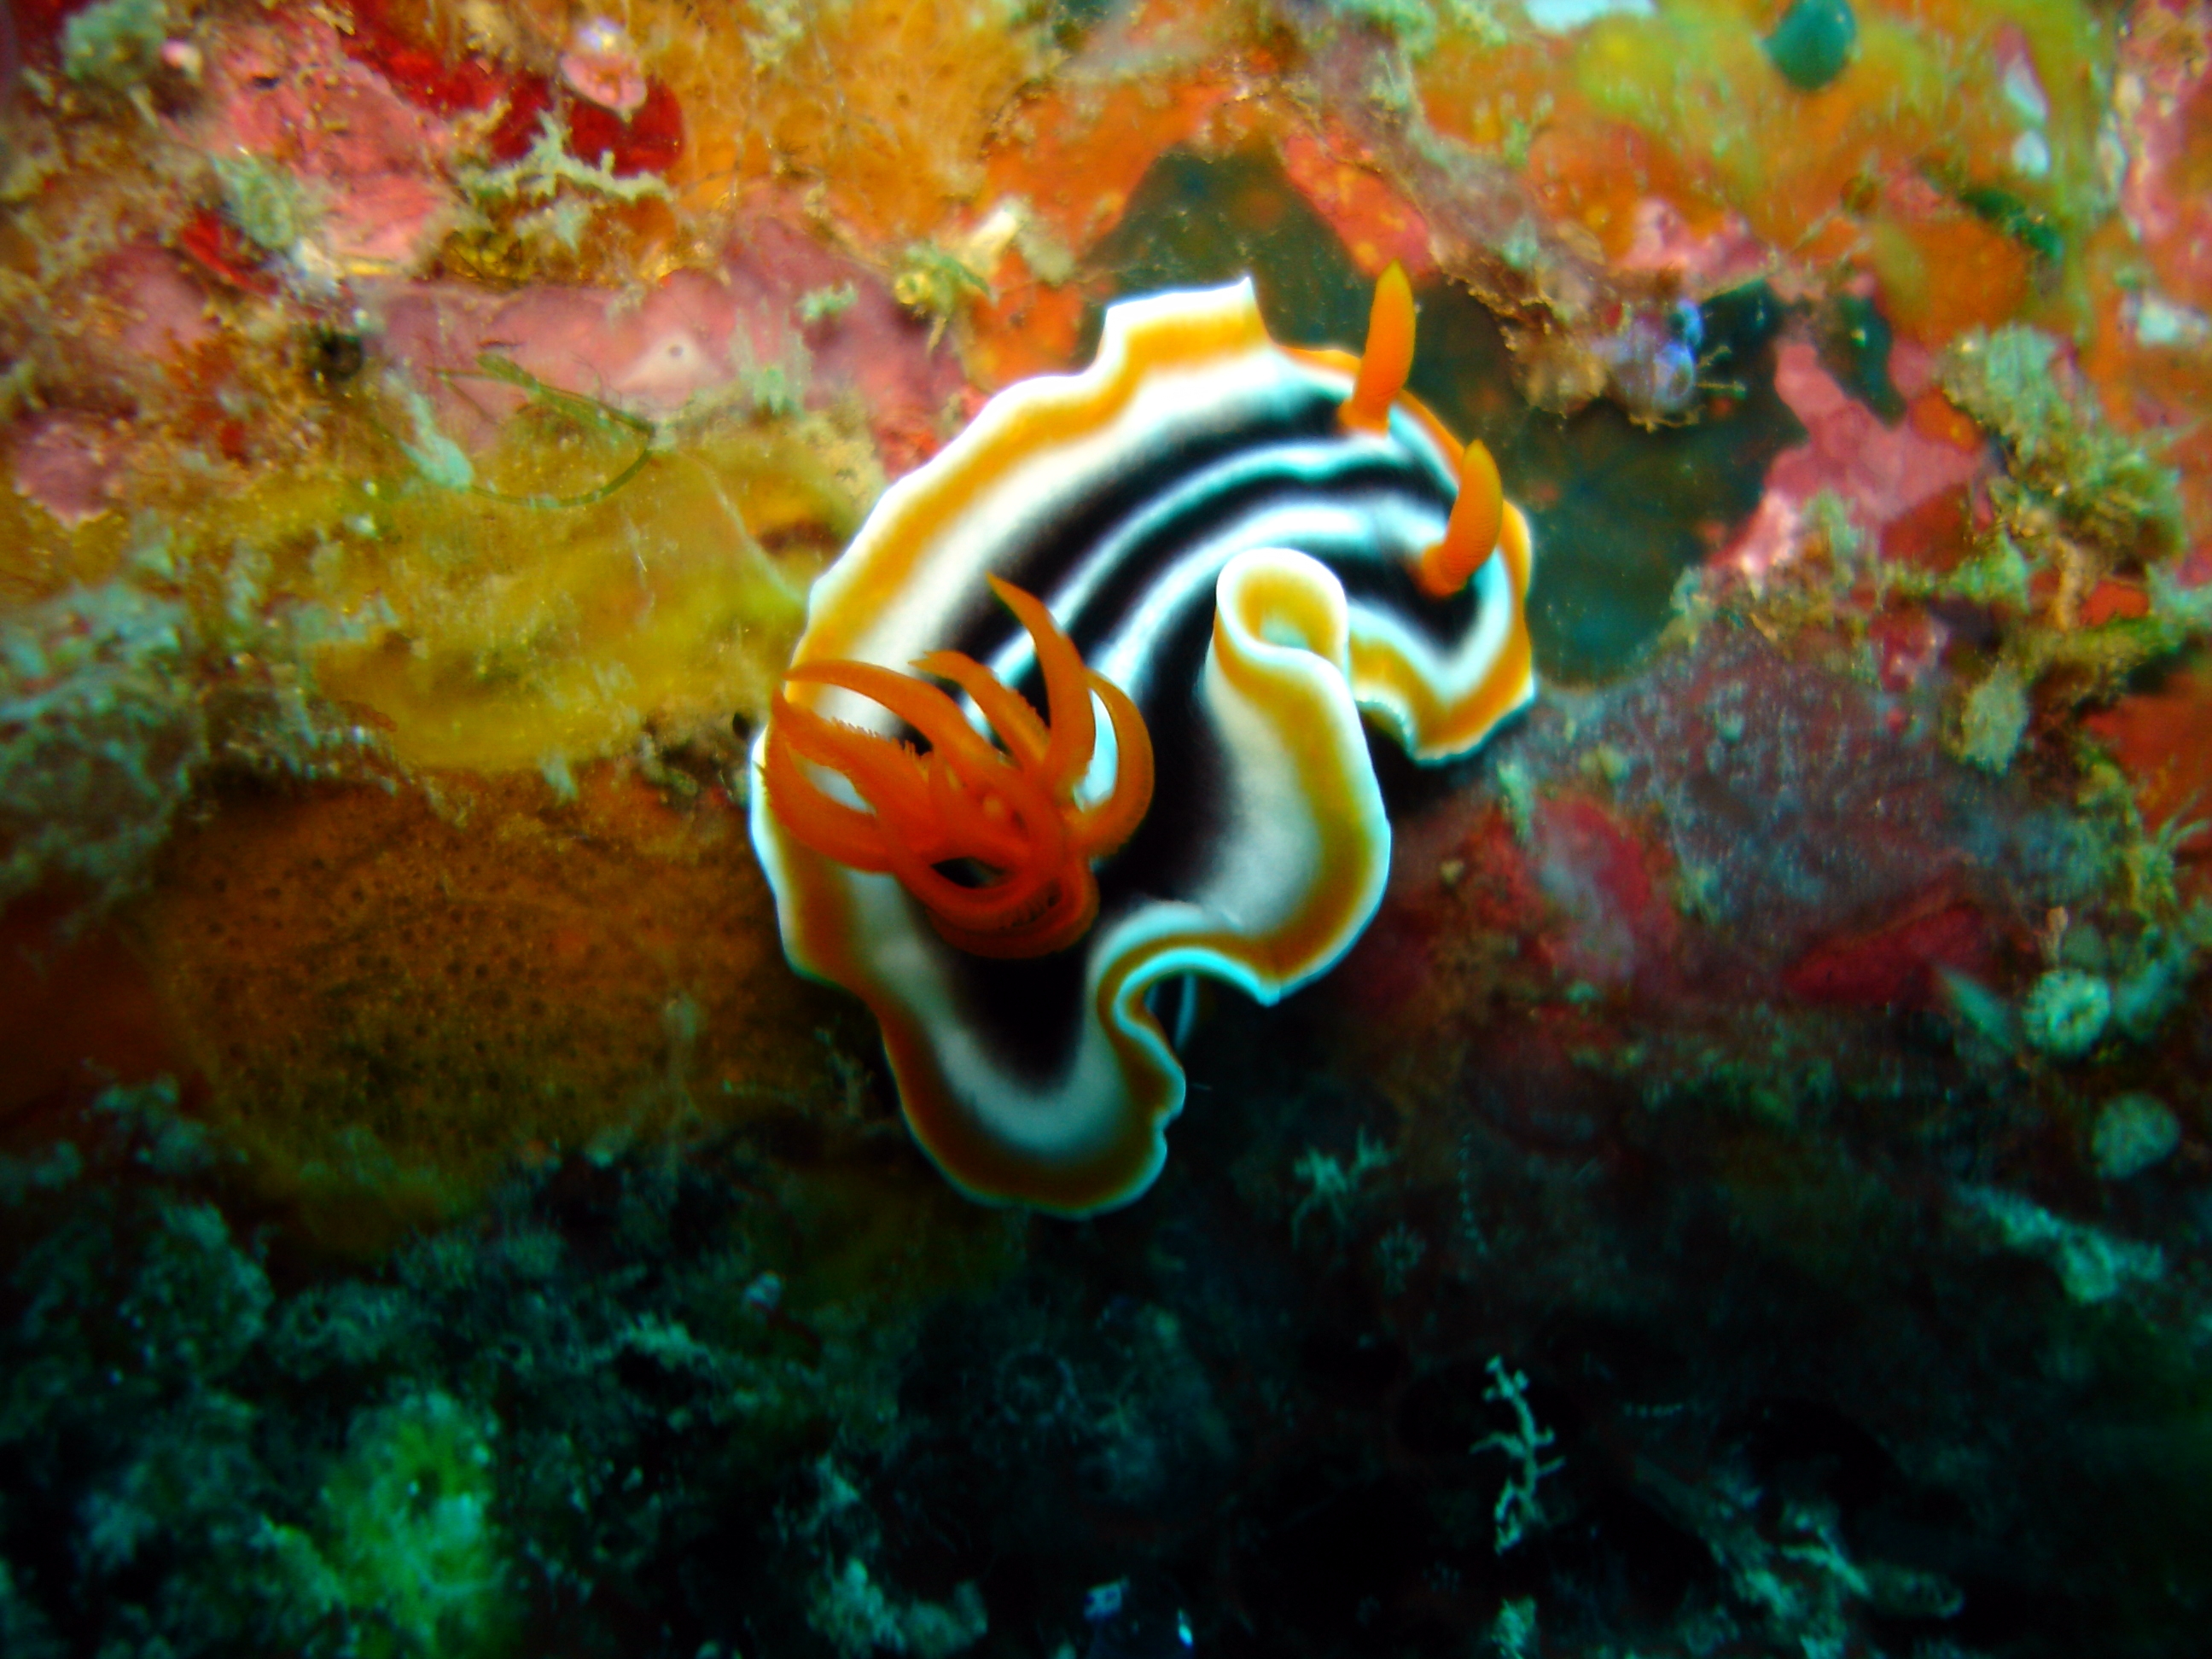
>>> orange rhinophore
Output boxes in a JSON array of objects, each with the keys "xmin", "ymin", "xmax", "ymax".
[
  {"xmin": 1417, "ymin": 437, "xmax": 1506, "ymax": 599},
  {"xmin": 1339, "ymin": 260, "xmax": 1416, "ymax": 434},
  {"xmin": 762, "ymin": 576, "xmax": 1154, "ymax": 959}
]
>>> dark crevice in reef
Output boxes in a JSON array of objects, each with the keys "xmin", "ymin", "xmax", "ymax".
[{"xmin": 1082, "ymin": 145, "xmax": 1804, "ymax": 684}]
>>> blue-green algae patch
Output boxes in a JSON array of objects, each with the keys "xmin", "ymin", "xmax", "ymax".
[{"xmin": 1083, "ymin": 148, "xmax": 1804, "ymax": 683}]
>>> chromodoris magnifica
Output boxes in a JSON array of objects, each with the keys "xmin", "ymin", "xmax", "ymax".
[{"xmin": 748, "ymin": 269, "xmax": 1534, "ymax": 1214}]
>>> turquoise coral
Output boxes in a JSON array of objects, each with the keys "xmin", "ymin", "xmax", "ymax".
[{"xmin": 2019, "ymin": 968, "xmax": 2111, "ymax": 1060}]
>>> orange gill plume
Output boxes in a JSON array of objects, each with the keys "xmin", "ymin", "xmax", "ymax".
[
  {"xmin": 1337, "ymin": 261, "xmax": 1507, "ymax": 602},
  {"xmin": 762, "ymin": 576, "xmax": 1155, "ymax": 959}
]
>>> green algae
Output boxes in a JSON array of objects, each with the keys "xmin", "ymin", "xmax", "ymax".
[
  {"xmin": 2089, "ymin": 1091, "xmax": 2182, "ymax": 1180},
  {"xmin": 1889, "ymin": 532, "xmax": 2031, "ymax": 612},
  {"xmin": 1926, "ymin": 325, "xmax": 2202, "ymax": 730},
  {"xmin": 319, "ymin": 1392, "xmax": 516, "ymax": 1659},
  {"xmin": 1958, "ymin": 660, "xmax": 2031, "ymax": 772},
  {"xmin": 0, "ymin": 1075, "xmax": 1020, "ymax": 1656},
  {"xmin": 1939, "ymin": 326, "xmax": 2182, "ymax": 562},
  {"xmin": 1954, "ymin": 179, "xmax": 2064, "ymax": 265},
  {"xmin": 2018, "ymin": 965, "xmax": 2112, "ymax": 1059},
  {"xmin": 60, "ymin": 0, "xmax": 166, "ymax": 91},
  {"xmin": 211, "ymin": 154, "xmax": 320, "ymax": 256},
  {"xmin": 431, "ymin": 356, "xmax": 659, "ymax": 510}
]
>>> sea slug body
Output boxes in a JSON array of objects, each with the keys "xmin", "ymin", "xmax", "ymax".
[{"xmin": 750, "ymin": 270, "xmax": 1534, "ymax": 1212}]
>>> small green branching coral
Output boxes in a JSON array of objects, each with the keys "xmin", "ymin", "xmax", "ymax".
[
  {"xmin": 799, "ymin": 282, "xmax": 859, "ymax": 327},
  {"xmin": 1470, "ymin": 1356, "xmax": 1562, "ymax": 1553},
  {"xmin": 1289, "ymin": 1131, "xmax": 1394, "ymax": 1244},
  {"xmin": 1935, "ymin": 327, "xmax": 2192, "ymax": 678},
  {"xmin": 1886, "ymin": 531, "xmax": 2031, "ymax": 614},
  {"xmin": 454, "ymin": 112, "xmax": 672, "ymax": 208}
]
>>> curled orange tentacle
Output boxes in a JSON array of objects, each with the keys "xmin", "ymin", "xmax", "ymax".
[
  {"xmin": 911, "ymin": 649, "xmax": 1051, "ymax": 771},
  {"xmin": 987, "ymin": 574, "xmax": 1097, "ymax": 792},
  {"xmin": 1068, "ymin": 672, "xmax": 1153, "ymax": 859},
  {"xmin": 764, "ymin": 580, "xmax": 1155, "ymax": 958},
  {"xmin": 769, "ymin": 700, "xmax": 943, "ymax": 859},
  {"xmin": 787, "ymin": 659, "xmax": 1009, "ymax": 781},
  {"xmin": 760, "ymin": 713, "xmax": 895, "ymax": 872}
]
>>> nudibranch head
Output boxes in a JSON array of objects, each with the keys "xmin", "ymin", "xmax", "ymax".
[{"xmin": 750, "ymin": 268, "xmax": 1534, "ymax": 1214}]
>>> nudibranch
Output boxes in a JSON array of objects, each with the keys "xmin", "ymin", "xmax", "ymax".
[{"xmin": 749, "ymin": 266, "xmax": 1534, "ymax": 1214}]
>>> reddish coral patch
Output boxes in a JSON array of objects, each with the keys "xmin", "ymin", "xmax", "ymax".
[
  {"xmin": 340, "ymin": 0, "xmax": 509, "ymax": 115},
  {"xmin": 2084, "ymin": 658, "xmax": 2212, "ymax": 873},
  {"xmin": 1336, "ymin": 803, "xmax": 1540, "ymax": 1027},
  {"xmin": 967, "ymin": 282, "xmax": 1087, "ymax": 389},
  {"xmin": 1878, "ymin": 480, "xmax": 1976, "ymax": 572},
  {"xmin": 1780, "ymin": 893, "xmax": 1991, "ymax": 1009},
  {"xmin": 471, "ymin": 79, "xmax": 684, "ymax": 177},
  {"xmin": 484, "ymin": 74, "xmax": 557, "ymax": 163},
  {"xmin": 1334, "ymin": 887, "xmax": 1446, "ymax": 1025},
  {"xmin": 2080, "ymin": 579, "xmax": 2151, "ymax": 626},
  {"xmin": 1908, "ymin": 388, "xmax": 1988, "ymax": 454},
  {"xmin": 175, "ymin": 208, "xmax": 278, "ymax": 296},
  {"xmin": 1529, "ymin": 795, "xmax": 1678, "ymax": 994},
  {"xmin": 0, "ymin": 893, "xmax": 181, "ymax": 1121},
  {"xmin": 568, "ymin": 80, "xmax": 684, "ymax": 178},
  {"xmin": 7, "ymin": 0, "xmax": 79, "ymax": 61},
  {"xmin": 1867, "ymin": 608, "xmax": 1948, "ymax": 692},
  {"xmin": 1280, "ymin": 125, "xmax": 1433, "ymax": 279}
]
